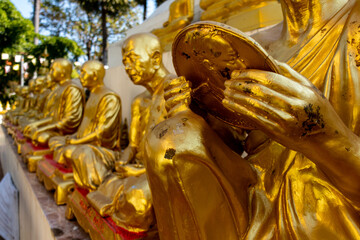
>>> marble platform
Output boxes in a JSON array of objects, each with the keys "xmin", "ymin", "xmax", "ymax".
[{"xmin": 0, "ymin": 125, "xmax": 89, "ymax": 240}]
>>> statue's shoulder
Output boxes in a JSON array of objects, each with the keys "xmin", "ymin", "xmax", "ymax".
[{"xmin": 98, "ymin": 86, "xmax": 121, "ymax": 103}]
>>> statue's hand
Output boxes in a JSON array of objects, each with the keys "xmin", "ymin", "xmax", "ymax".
[
  {"xmin": 115, "ymin": 146, "xmax": 136, "ymax": 172},
  {"xmin": 24, "ymin": 122, "xmax": 36, "ymax": 136},
  {"xmin": 163, "ymin": 21, "xmax": 170, "ymax": 27},
  {"xmin": 223, "ymin": 61, "xmax": 347, "ymax": 152},
  {"xmin": 31, "ymin": 129, "xmax": 40, "ymax": 141},
  {"xmin": 164, "ymin": 76, "xmax": 191, "ymax": 116}
]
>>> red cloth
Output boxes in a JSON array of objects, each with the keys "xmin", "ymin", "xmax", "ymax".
[
  {"xmin": 44, "ymin": 154, "xmax": 73, "ymax": 173},
  {"xmin": 74, "ymin": 187, "xmax": 148, "ymax": 240}
]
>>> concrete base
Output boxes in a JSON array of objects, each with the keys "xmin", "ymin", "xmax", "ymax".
[{"xmin": 0, "ymin": 126, "xmax": 89, "ymax": 240}]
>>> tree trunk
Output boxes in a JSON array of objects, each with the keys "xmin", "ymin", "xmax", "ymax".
[
  {"xmin": 86, "ymin": 39, "xmax": 92, "ymax": 60},
  {"xmin": 33, "ymin": 0, "xmax": 40, "ymax": 45},
  {"xmin": 101, "ymin": 0, "xmax": 108, "ymax": 65},
  {"xmin": 143, "ymin": 0, "xmax": 147, "ymax": 20}
]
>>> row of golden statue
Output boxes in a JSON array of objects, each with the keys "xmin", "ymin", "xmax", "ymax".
[{"xmin": 3, "ymin": 0, "xmax": 360, "ymax": 238}]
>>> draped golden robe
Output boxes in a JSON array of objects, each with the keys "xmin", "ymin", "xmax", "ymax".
[
  {"xmin": 18, "ymin": 87, "xmax": 51, "ymax": 129},
  {"xmin": 86, "ymin": 77, "xmax": 169, "ymax": 232},
  {"xmin": 34, "ymin": 80, "xmax": 84, "ymax": 145},
  {"xmin": 144, "ymin": 1, "xmax": 360, "ymax": 239},
  {"xmin": 49, "ymin": 86, "xmax": 122, "ymax": 190}
]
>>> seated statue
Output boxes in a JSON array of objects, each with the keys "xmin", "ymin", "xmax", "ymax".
[
  {"xmin": 67, "ymin": 33, "xmax": 176, "ymax": 237},
  {"xmin": 9, "ymin": 83, "xmax": 32, "ymax": 126},
  {"xmin": 200, "ymin": 0, "xmax": 282, "ymax": 31},
  {"xmin": 151, "ymin": 0, "xmax": 193, "ymax": 50},
  {"xmin": 4, "ymin": 85, "xmax": 23, "ymax": 127},
  {"xmin": 143, "ymin": 0, "xmax": 360, "ymax": 238},
  {"xmin": 23, "ymin": 58, "xmax": 85, "ymax": 147},
  {"xmin": 48, "ymin": 60, "xmax": 122, "ymax": 190},
  {"xmin": 18, "ymin": 76, "xmax": 47, "ymax": 130}
]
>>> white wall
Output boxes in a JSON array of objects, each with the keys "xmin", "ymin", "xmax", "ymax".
[{"xmin": 106, "ymin": 0, "xmax": 202, "ymax": 122}]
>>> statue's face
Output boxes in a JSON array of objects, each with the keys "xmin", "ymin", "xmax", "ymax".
[
  {"xmin": 45, "ymin": 74, "xmax": 53, "ymax": 88},
  {"xmin": 122, "ymin": 40, "xmax": 155, "ymax": 86},
  {"xmin": 79, "ymin": 64, "xmax": 96, "ymax": 88},
  {"xmin": 21, "ymin": 86, "xmax": 29, "ymax": 96},
  {"xmin": 28, "ymin": 80, "xmax": 35, "ymax": 92},
  {"xmin": 49, "ymin": 62, "xmax": 64, "ymax": 82},
  {"xmin": 34, "ymin": 78, "xmax": 44, "ymax": 91}
]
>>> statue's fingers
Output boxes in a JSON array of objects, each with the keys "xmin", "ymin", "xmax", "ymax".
[
  {"xmin": 223, "ymin": 98, "xmax": 282, "ymax": 133},
  {"xmin": 227, "ymin": 70, "xmax": 313, "ymax": 98},
  {"xmin": 224, "ymin": 81, "xmax": 306, "ymax": 112},
  {"xmin": 223, "ymin": 89, "xmax": 295, "ymax": 124},
  {"xmin": 165, "ymin": 89, "xmax": 191, "ymax": 110},
  {"xmin": 275, "ymin": 60, "xmax": 314, "ymax": 87},
  {"xmin": 164, "ymin": 81, "xmax": 191, "ymax": 100},
  {"xmin": 164, "ymin": 76, "xmax": 187, "ymax": 90}
]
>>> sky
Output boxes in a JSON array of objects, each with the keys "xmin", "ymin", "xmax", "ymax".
[
  {"xmin": 12, "ymin": 0, "xmax": 33, "ymax": 19},
  {"xmin": 11, "ymin": 0, "xmax": 156, "ymax": 22}
]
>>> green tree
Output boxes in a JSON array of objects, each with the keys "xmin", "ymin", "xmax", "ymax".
[
  {"xmin": 135, "ymin": 0, "xmax": 167, "ymax": 20},
  {"xmin": 75, "ymin": 0, "xmax": 131, "ymax": 64},
  {"xmin": 0, "ymin": 0, "xmax": 34, "ymax": 104},
  {"xmin": 28, "ymin": 35, "xmax": 84, "ymax": 78},
  {"xmin": 39, "ymin": 0, "xmax": 140, "ymax": 61},
  {"xmin": 0, "ymin": 0, "xmax": 34, "ymax": 54}
]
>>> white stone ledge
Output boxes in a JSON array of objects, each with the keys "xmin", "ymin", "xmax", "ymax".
[{"xmin": 0, "ymin": 126, "xmax": 89, "ymax": 240}]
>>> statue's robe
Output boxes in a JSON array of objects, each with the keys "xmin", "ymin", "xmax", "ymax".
[
  {"xmin": 86, "ymin": 77, "xmax": 170, "ymax": 232},
  {"xmin": 49, "ymin": 86, "xmax": 121, "ymax": 190},
  {"xmin": 144, "ymin": 1, "xmax": 360, "ymax": 239},
  {"xmin": 33, "ymin": 79, "xmax": 84, "ymax": 146}
]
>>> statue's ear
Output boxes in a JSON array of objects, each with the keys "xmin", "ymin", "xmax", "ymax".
[
  {"xmin": 203, "ymin": 59, "xmax": 214, "ymax": 71},
  {"xmin": 92, "ymin": 70, "xmax": 98, "ymax": 82},
  {"xmin": 151, "ymin": 51, "xmax": 161, "ymax": 70}
]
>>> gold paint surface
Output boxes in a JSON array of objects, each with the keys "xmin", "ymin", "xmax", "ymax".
[{"xmin": 144, "ymin": 0, "xmax": 360, "ymax": 239}]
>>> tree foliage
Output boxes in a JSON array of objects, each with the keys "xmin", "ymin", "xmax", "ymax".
[
  {"xmin": 39, "ymin": 0, "xmax": 140, "ymax": 61},
  {"xmin": 0, "ymin": 1, "xmax": 84, "ymax": 105},
  {"xmin": 0, "ymin": 0, "xmax": 34, "ymax": 54}
]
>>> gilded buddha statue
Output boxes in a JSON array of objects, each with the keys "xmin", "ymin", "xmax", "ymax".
[
  {"xmin": 66, "ymin": 33, "xmax": 176, "ymax": 238},
  {"xmin": 4, "ymin": 85, "xmax": 23, "ymax": 127},
  {"xmin": 200, "ymin": 0, "xmax": 282, "ymax": 32},
  {"xmin": 18, "ymin": 76, "xmax": 47, "ymax": 130},
  {"xmin": 151, "ymin": 0, "xmax": 194, "ymax": 50},
  {"xmin": 22, "ymin": 58, "xmax": 84, "ymax": 147},
  {"xmin": 48, "ymin": 60, "xmax": 122, "ymax": 190},
  {"xmin": 144, "ymin": 0, "xmax": 360, "ymax": 238},
  {"xmin": 9, "ymin": 84, "xmax": 32, "ymax": 126}
]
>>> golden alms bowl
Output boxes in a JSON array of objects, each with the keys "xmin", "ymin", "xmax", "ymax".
[{"xmin": 172, "ymin": 21, "xmax": 280, "ymax": 129}]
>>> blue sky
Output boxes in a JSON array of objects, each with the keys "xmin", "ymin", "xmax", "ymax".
[
  {"xmin": 11, "ymin": 0, "xmax": 156, "ymax": 21},
  {"xmin": 12, "ymin": 0, "xmax": 32, "ymax": 19}
]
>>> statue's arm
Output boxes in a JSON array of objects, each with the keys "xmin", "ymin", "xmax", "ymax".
[
  {"xmin": 69, "ymin": 94, "xmax": 121, "ymax": 145},
  {"xmin": 54, "ymin": 86, "xmax": 84, "ymax": 132},
  {"xmin": 223, "ymin": 61, "xmax": 360, "ymax": 204}
]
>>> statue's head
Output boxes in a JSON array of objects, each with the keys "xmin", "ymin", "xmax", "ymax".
[
  {"xmin": 79, "ymin": 60, "xmax": 105, "ymax": 89},
  {"xmin": 122, "ymin": 33, "xmax": 162, "ymax": 86},
  {"xmin": 28, "ymin": 79, "xmax": 36, "ymax": 92},
  {"xmin": 49, "ymin": 58, "xmax": 72, "ymax": 83},
  {"xmin": 14, "ymin": 85, "xmax": 21, "ymax": 95},
  {"xmin": 34, "ymin": 76, "xmax": 46, "ymax": 92},
  {"xmin": 21, "ymin": 86, "xmax": 29, "ymax": 96},
  {"xmin": 45, "ymin": 73, "xmax": 53, "ymax": 88}
]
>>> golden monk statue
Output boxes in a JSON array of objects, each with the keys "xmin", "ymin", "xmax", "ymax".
[
  {"xmin": 151, "ymin": 0, "xmax": 194, "ymax": 50},
  {"xmin": 9, "ymin": 83, "xmax": 32, "ymax": 126},
  {"xmin": 23, "ymin": 58, "xmax": 84, "ymax": 147},
  {"xmin": 143, "ymin": 0, "xmax": 360, "ymax": 238},
  {"xmin": 4, "ymin": 85, "xmax": 23, "ymax": 126},
  {"xmin": 18, "ymin": 76, "xmax": 47, "ymax": 130},
  {"xmin": 48, "ymin": 60, "xmax": 122, "ymax": 190},
  {"xmin": 71, "ymin": 33, "xmax": 176, "ymax": 236}
]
